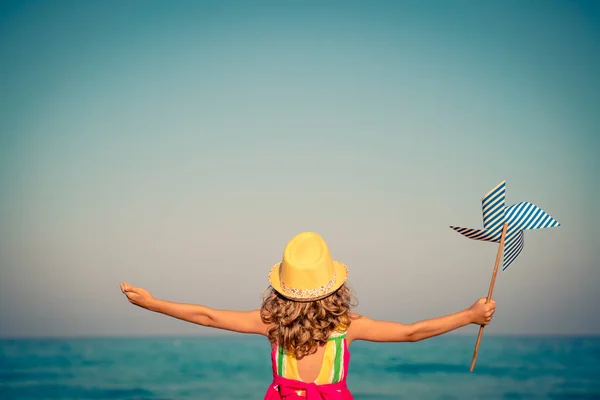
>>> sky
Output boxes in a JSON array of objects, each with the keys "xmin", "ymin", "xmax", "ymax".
[{"xmin": 0, "ymin": 0, "xmax": 598, "ymax": 338}]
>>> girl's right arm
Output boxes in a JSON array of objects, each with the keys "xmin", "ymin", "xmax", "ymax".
[
  {"xmin": 347, "ymin": 298, "xmax": 496, "ymax": 343},
  {"xmin": 120, "ymin": 282, "xmax": 269, "ymax": 336}
]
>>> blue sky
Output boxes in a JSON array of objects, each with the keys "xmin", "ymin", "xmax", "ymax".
[{"xmin": 1, "ymin": 0, "xmax": 599, "ymax": 337}]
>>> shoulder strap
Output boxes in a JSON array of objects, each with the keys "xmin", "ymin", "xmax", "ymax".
[{"xmin": 328, "ymin": 330, "xmax": 347, "ymax": 340}]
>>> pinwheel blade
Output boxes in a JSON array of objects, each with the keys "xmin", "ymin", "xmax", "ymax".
[
  {"xmin": 450, "ymin": 226, "xmax": 500, "ymax": 243},
  {"xmin": 502, "ymin": 229, "xmax": 524, "ymax": 270},
  {"xmin": 482, "ymin": 180, "xmax": 506, "ymax": 238},
  {"xmin": 504, "ymin": 202, "xmax": 561, "ymax": 231}
]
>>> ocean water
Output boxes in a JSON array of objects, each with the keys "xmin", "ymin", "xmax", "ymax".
[{"xmin": 1, "ymin": 334, "xmax": 599, "ymax": 399}]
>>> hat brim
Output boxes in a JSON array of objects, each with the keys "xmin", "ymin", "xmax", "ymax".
[{"xmin": 268, "ymin": 261, "xmax": 348, "ymax": 302}]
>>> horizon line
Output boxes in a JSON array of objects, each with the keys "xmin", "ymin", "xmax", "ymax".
[{"xmin": 2, "ymin": 332, "xmax": 599, "ymax": 341}]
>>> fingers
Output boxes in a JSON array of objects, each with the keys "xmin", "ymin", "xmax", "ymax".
[
  {"xmin": 473, "ymin": 298, "xmax": 497, "ymax": 325},
  {"xmin": 484, "ymin": 302, "xmax": 496, "ymax": 323},
  {"xmin": 478, "ymin": 299, "xmax": 496, "ymax": 311},
  {"xmin": 120, "ymin": 282, "xmax": 133, "ymax": 292},
  {"xmin": 120, "ymin": 282, "xmax": 136, "ymax": 295}
]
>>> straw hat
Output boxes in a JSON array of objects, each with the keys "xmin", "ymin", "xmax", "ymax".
[{"xmin": 268, "ymin": 232, "xmax": 348, "ymax": 301}]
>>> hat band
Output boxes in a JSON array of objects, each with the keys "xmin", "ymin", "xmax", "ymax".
[{"xmin": 280, "ymin": 272, "xmax": 337, "ymax": 300}]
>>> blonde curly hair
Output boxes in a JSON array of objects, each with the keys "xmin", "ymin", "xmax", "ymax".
[{"xmin": 260, "ymin": 284, "xmax": 357, "ymax": 359}]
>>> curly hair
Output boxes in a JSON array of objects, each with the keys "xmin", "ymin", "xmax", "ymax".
[{"xmin": 260, "ymin": 284, "xmax": 357, "ymax": 359}]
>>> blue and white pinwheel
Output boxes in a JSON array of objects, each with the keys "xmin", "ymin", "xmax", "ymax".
[
  {"xmin": 450, "ymin": 180, "xmax": 560, "ymax": 270},
  {"xmin": 450, "ymin": 180, "xmax": 560, "ymax": 372}
]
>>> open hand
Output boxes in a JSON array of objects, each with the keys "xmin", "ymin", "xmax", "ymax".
[
  {"xmin": 120, "ymin": 282, "xmax": 154, "ymax": 309},
  {"xmin": 468, "ymin": 298, "xmax": 496, "ymax": 326}
]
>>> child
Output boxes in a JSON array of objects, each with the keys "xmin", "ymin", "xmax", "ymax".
[{"xmin": 120, "ymin": 231, "xmax": 496, "ymax": 399}]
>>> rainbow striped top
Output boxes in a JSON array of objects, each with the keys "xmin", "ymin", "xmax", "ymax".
[{"xmin": 274, "ymin": 331, "xmax": 348, "ymax": 384}]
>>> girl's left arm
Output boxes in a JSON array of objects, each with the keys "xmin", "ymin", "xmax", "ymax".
[
  {"xmin": 120, "ymin": 282, "xmax": 269, "ymax": 335},
  {"xmin": 346, "ymin": 298, "xmax": 496, "ymax": 344}
]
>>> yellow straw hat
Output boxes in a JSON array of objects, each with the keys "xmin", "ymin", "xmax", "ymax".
[{"xmin": 268, "ymin": 232, "xmax": 348, "ymax": 301}]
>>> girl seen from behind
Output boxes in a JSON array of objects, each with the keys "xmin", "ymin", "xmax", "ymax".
[{"xmin": 120, "ymin": 231, "xmax": 496, "ymax": 399}]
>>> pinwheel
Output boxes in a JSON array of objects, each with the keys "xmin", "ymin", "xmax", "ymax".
[{"xmin": 450, "ymin": 180, "xmax": 560, "ymax": 371}]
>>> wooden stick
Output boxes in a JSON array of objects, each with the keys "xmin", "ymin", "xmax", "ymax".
[{"xmin": 470, "ymin": 222, "xmax": 508, "ymax": 372}]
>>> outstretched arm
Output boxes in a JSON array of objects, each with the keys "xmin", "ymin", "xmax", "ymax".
[
  {"xmin": 347, "ymin": 298, "xmax": 496, "ymax": 343},
  {"xmin": 120, "ymin": 282, "xmax": 269, "ymax": 336}
]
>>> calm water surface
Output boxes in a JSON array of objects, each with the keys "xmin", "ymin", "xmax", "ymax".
[{"xmin": 1, "ymin": 335, "xmax": 598, "ymax": 399}]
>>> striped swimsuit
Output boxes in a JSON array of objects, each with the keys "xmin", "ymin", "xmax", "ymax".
[{"xmin": 264, "ymin": 331, "xmax": 353, "ymax": 399}]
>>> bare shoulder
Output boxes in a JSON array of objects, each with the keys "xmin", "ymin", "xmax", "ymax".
[
  {"xmin": 346, "ymin": 313, "xmax": 369, "ymax": 344},
  {"xmin": 246, "ymin": 308, "xmax": 272, "ymax": 336}
]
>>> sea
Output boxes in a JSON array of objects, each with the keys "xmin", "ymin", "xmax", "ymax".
[{"xmin": 1, "ymin": 334, "xmax": 598, "ymax": 400}]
